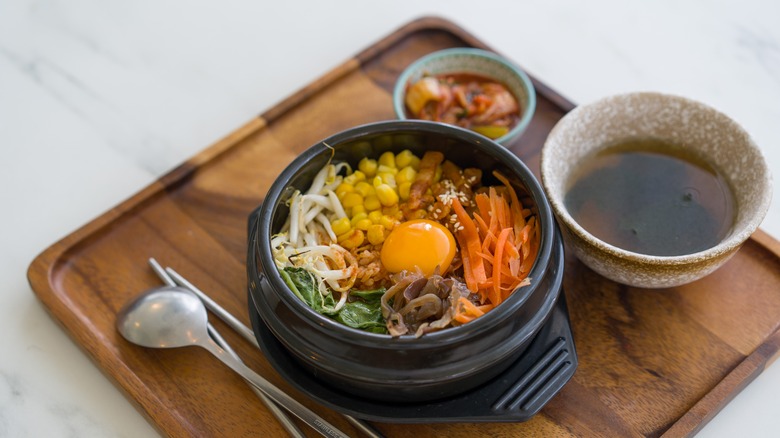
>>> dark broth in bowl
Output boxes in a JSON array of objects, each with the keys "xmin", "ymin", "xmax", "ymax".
[{"xmin": 564, "ymin": 138, "xmax": 736, "ymax": 256}]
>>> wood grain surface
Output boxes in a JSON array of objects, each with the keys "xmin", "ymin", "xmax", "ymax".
[{"xmin": 27, "ymin": 16, "xmax": 780, "ymax": 438}]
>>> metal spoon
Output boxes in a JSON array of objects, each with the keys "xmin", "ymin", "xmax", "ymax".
[
  {"xmin": 146, "ymin": 259, "xmax": 304, "ymax": 438},
  {"xmin": 116, "ymin": 286, "xmax": 349, "ymax": 438},
  {"xmin": 161, "ymin": 264, "xmax": 384, "ymax": 438}
]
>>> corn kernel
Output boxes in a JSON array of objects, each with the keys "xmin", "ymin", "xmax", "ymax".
[
  {"xmin": 343, "ymin": 170, "xmax": 366, "ymax": 185},
  {"xmin": 354, "ymin": 181, "xmax": 374, "ymax": 197},
  {"xmin": 341, "ymin": 192, "xmax": 363, "ymax": 209},
  {"xmin": 378, "ymin": 151, "xmax": 396, "ymax": 168},
  {"xmin": 367, "ymin": 224, "xmax": 386, "ymax": 245},
  {"xmin": 331, "ymin": 217, "xmax": 351, "ymax": 235},
  {"xmin": 335, "ymin": 183, "xmax": 354, "ymax": 198},
  {"xmin": 382, "ymin": 205, "xmax": 400, "ymax": 216},
  {"xmin": 354, "ymin": 218, "xmax": 373, "ymax": 231},
  {"xmin": 372, "ymin": 176, "xmax": 383, "ymax": 187},
  {"xmin": 379, "ymin": 215, "xmax": 397, "ymax": 230},
  {"xmin": 395, "ymin": 149, "xmax": 417, "ymax": 168},
  {"xmin": 398, "ymin": 181, "xmax": 412, "ymax": 200},
  {"xmin": 358, "ymin": 158, "xmax": 378, "ymax": 177},
  {"xmin": 407, "ymin": 155, "xmax": 421, "ymax": 170},
  {"xmin": 337, "ymin": 229, "xmax": 364, "ymax": 249},
  {"xmin": 375, "ymin": 184, "xmax": 399, "ymax": 207},
  {"xmin": 378, "ymin": 172, "xmax": 396, "ymax": 187},
  {"xmin": 396, "ymin": 166, "xmax": 417, "ymax": 184},
  {"xmin": 350, "ymin": 212, "xmax": 368, "ymax": 227},
  {"xmin": 351, "ymin": 205, "xmax": 366, "ymax": 217},
  {"xmin": 377, "ymin": 164, "xmax": 398, "ymax": 175},
  {"xmin": 368, "ymin": 210, "xmax": 383, "ymax": 224},
  {"xmin": 364, "ymin": 194, "xmax": 381, "ymax": 211}
]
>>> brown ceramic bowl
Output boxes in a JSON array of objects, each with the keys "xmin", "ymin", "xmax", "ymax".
[{"xmin": 541, "ymin": 92, "xmax": 772, "ymax": 288}]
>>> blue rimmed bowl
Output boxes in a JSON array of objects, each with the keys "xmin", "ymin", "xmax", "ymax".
[{"xmin": 393, "ymin": 48, "xmax": 536, "ymax": 146}]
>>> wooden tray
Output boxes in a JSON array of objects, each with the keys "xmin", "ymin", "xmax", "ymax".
[{"xmin": 28, "ymin": 16, "xmax": 780, "ymax": 437}]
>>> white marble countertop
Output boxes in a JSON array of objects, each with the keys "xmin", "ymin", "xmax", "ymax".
[{"xmin": 2, "ymin": 0, "xmax": 778, "ymax": 436}]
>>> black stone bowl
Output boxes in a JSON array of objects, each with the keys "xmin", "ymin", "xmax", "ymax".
[{"xmin": 247, "ymin": 120, "xmax": 566, "ymax": 403}]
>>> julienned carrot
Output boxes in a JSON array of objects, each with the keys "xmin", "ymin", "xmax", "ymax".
[
  {"xmin": 493, "ymin": 171, "xmax": 521, "ymax": 211},
  {"xmin": 494, "ymin": 171, "xmax": 528, "ymax": 245},
  {"xmin": 453, "ymin": 297, "xmax": 481, "ymax": 323},
  {"xmin": 451, "ymin": 171, "xmax": 539, "ymax": 313},
  {"xmin": 453, "ymin": 297, "xmax": 494, "ymax": 324},
  {"xmin": 451, "ymin": 197, "xmax": 487, "ymax": 287},
  {"xmin": 473, "ymin": 213, "xmax": 490, "ymax": 237},
  {"xmin": 509, "ymin": 258, "xmax": 521, "ymax": 277},
  {"xmin": 454, "ymin": 228, "xmax": 473, "ymax": 284},
  {"xmin": 503, "ymin": 239, "xmax": 520, "ymax": 258},
  {"xmin": 456, "ymin": 233, "xmax": 476, "ymax": 292},
  {"xmin": 520, "ymin": 219, "xmax": 532, "ymax": 258},
  {"xmin": 520, "ymin": 218, "xmax": 540, "ymax": 274},
  {"xmin": 491, "ymin": 228, "xmax": 511, "ymax": 305},
  {"xmin": 474, "ymin": 213, "xmax": 496, "ymax": 255},
  {"xmin": 475, "ymin": 193, "xmax": 491, "ymax": 222},
  {"xmin": 477, "ymin": 303, "xmax": 494, "ymax": 313},
  {"xmin": 475, "ymin": 253, "xmax": 520, "ymax": 281},
  {"xmin": 492, "ymin": 188, "xmax": 512, "ymax": 231},
  {"xmin": 503, "ymin": 277, "xmax": 531, "ymax": 301}
]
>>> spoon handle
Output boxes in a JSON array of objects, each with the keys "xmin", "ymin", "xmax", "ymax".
[
  {"xmin": 148, "ymin": 259, "xmax": 304, "ymax": 438},
  {"xmin": 200, "ymin": 337, "xmax": 350, "ymax": 438}
]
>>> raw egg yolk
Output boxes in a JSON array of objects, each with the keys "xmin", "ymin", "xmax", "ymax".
[{"xmin": 380, "ymin": 219, "xmax": 457, "ymax": 276}]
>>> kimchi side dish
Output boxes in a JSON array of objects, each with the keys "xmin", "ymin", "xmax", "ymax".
[{"xmin": 404, "ymin": 73, "xmax": 521, "ymax": 140}]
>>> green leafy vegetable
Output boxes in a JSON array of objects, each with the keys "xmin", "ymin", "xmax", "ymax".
[
  {"xmin": 336, "ymin": 301, "xmax": 386, "ymax": 331},
  {"xmin": 280, "ymin": 267, "xmax": 337, "ymax": 315},
  {"xmin": 348, "ymin": 288, "xmax": 385, "ymax": 302},
  {"xmin": 280, "ymin": 267, "xmax": 387, "ymax": 333}
]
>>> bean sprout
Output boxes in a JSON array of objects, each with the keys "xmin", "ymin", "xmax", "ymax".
[{"xmin": 271, "ymin": 163, "xmax": 358, "ymax": 312}]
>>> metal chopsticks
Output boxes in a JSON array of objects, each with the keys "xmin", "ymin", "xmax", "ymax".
[
  {"xmin": 150, "ymin": 258, "xmax": 384, "ymax": 438},
  {"xmin": 147, "ymin": 259, "xmax": 306, "ymax": 438}
]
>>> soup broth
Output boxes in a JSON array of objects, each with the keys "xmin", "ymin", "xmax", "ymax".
[{"xmin": 564, "ymin": 138, "xmax": 736, "ymax": 256}]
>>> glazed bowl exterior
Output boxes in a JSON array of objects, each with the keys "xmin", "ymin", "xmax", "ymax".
[
  {"xmin": 393, "ymin": 48, "xmax": 536, "ymax": 146},
  {"xmin": 248, "ymin": 120, "xmax": 565, "ymax": 402},
  {"xmin": 541, "ymin": 92, "xmax": 773, "ymax": 288}
]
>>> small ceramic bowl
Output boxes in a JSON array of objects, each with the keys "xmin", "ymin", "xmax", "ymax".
[
  {"xmin": 393, "ymin": 48, "xmax": 536, "ymax": 146},
  {"xmin": 541, "ymin": 92, "xmax": 772, "ymax": 288}
]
